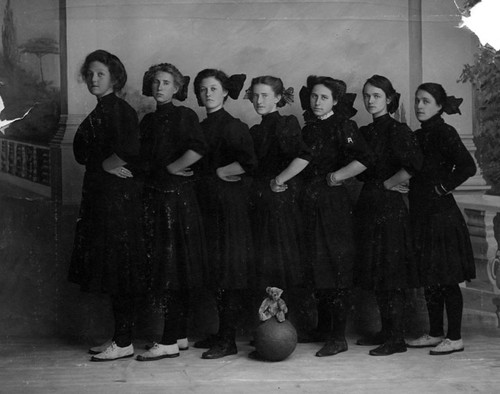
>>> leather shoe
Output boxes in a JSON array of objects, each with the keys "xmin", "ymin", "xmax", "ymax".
[
  {"xmin": 248, "ymin": 350, "xmax": 265, "ymax": 361},
  {"xmin": 89, "ymin": 339, "xmax": 112, "ymax": 355},
  {"xmin": 145, "ymin": 338, "xmax": 189, "ymax": 351},
  {"xmin": 356, "ymin": 332, "xmax": 387, "ymax": 346},
  {"xmin": 194, "ymin": 334, "xmax": 220, "ymax": 349},
  {"xmin": 90, "ymin": 342, "xmax": 134, "ymax": 362},
  {"xmin": 315, "ymin": 339, "xmax": 348, "ymax": 357},
  {"xmin": 369, "ymin": 341, "xmax": 407, "ymax": 356},
  {"xmin": 136, "ymin": 343, "xmax": 180, "ymax": 361},
  {"xmin": 201, "ymin": 341, "xmax": 237, "ymax": 359}
]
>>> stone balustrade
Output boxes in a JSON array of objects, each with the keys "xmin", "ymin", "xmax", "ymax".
[{"xmin": 455, "ymin": 194, "xmax": 500, "ymax": 326}]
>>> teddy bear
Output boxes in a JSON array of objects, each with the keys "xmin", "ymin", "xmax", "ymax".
[{"xmin": 258, "ymin": 286, "xmax": 288, "ymax": 323}]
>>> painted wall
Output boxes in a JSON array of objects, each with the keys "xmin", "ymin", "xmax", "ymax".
[
  {"xmin": 66, "ymin": 0, "xmax": 413, "ymax": 127},
  {"xmin": 0, "ymin": 0, "xmax": 483, "ymax": 338},
  {"xmin": 0, "ymin": 0, "xmax": 60, "ymax": 87},
  {"xmin": 421, "ymin": 0, "xmax": 474, "ymax": 136}
]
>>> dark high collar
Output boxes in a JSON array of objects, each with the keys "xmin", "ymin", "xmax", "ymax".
[
  {"xmin": 420, "ymin": 114, "xmax": 444, "ymax": 129},
  {"xmin": 206, "ymin": 107, "xmax": 226, "ymax": 120},
  {"xmin": 372, "ymin": 113, "xmax": 391, "ymax": 126},
  {"xmin": 261, "ymin": 111, "xmax": 280, "ymax": 124},
  {"xmin": 155, "ymin": 101, "xmax": 175, "ymax": 115},
  {"xmin": 96, "ymin": 92, "xmax": 117, "ymax": 105}
]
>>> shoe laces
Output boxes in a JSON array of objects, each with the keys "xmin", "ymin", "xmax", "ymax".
[
  {"xmin": 436, "ymin": 338, "xmax": 452, "ymax": 348},
  {"xmin": 101, "ymin": 341, "xmax": 118, "ymax": 355}
]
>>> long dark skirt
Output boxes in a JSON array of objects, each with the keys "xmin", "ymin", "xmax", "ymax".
[
  {"xmin": 196, "ymin": 175, "xmax": 255, "ymax": 290},
  {"xmin": 412, "ymin": 203, "xmax": 475, "ymax": 286},
  {"xmin": 354, "ymin": 183, "xmax": 419, "ymax": 291},
  {"xmin": 143, "ymin": 182, "xmax": 208, "ymax": 295},
  {"xmin": 69, "ymin": 171, "xmax": 147, "ymax": 295},
  {"xmin": 250, "ymin": 177, "xmax": 305, "ymax": 291},
  {"xmin": 301, "ymin": 178, "xmax": 355, "ymax": 289}
]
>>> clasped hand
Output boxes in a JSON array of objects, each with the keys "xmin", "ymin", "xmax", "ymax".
[
  {"xmin": 107, "ymin": 166, "xmax": 133, "ymax": 179},
  {"xmin": 169, "ymin": 167, "xmax": 194, "ymax": 177},
  {"xmin": 270, "ymin": 178, "xmax": 288, "ymax": 193},
  {"xmin": 386, "ymin": 182, "xmax": 409, "ymax": 194},
  {"xmin": 326, "ymin": 172, "xmax": 343, "ymax": 187},
  {"xmin": 216, "ymin": 167, "xmax": 241, "ymax": 182}
]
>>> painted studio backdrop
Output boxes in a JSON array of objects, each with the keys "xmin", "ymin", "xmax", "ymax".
[{"xmin": 0, "ymin": 0, "xmax": 496, "ymax": 339}]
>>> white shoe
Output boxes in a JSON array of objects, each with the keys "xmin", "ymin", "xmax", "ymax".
[
  {"xmin": 144, "ymin": 338, "xmax": 189, "ymax": 351},
  {"xmin": 89, "ymin": 339, "xmax": 112, "ymax": 355},
  {"xmin": 136, "ymin": 343, "xmax": 180, "ymax": 361},
  {"xmin": 177, "ymin": 337, "xmax": 189, "ymax": 350},
  {"xmin": 429, "ymin": 338, "xmax": 464, "ymax": 355},
  {"xmin": 406, "ymin": 334, "xmax": 444, "ymax": 348},
  {"xmin": 90, "ymin": 342, "xmax": 134, "ymax": 362}
]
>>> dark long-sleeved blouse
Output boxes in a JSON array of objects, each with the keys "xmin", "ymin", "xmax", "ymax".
[
  {"xmin": 410, "ymin": 114, "xmax": 476, "ymax": 214},
  {"xmin": 198, "ymin": 108, "xmax": 257, "ymax": 175},
  {"xmin": 357, "ymin": 113, "xmax": 422, "ymax": 184},
  {"xmin": 301, "ymin": 113, "xmax": 372, "ymax": 179},
  {"xmin": 140, "ymin": 102, "xmax": 207, "ymax": 191},
  {"xmin": 73, "ymin": 93, "xmax": 141, "ymax": 173},
  {"xmin": 250, "ymin": 111, "xmax": 310, "ymax": 178}
]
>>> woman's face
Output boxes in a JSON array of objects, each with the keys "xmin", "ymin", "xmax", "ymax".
[
  {"xmin": 414, "ymin": 89, "xmax": 442, "ymax": 122},
  {"xmin": 199, "ymin": 77, "xmax": 228, "ymax": 113},
  {"xmin": 252, "ymin": 83, "xmax": 280, "ymax": 116},
  {"xmin": 85, "ymin": 61, "xmax": 115, "ymax": 98},
  {"xmin": 363, "ymin": 83, "xmax": 390, "ymax": 118},
  {"xmin": 310, "ymin": 84, "xmax": 337, "ymax": 118},
  {"xmin": 152, "ymin": 71, "xmax": 178, "ymax": 105}
]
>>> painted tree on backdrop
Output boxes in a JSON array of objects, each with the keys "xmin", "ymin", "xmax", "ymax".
[{"xmin": 0, "ymin": 0, "xmax": 60, "ymax": 143}]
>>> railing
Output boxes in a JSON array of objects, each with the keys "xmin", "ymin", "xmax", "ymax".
[
  {"xmin": 456, "ymin": 194, "xmax": 500, "ymax": 327},
  {"xmin": 0, "ymin": 137, "xmax": 51, "ymax": 196}
]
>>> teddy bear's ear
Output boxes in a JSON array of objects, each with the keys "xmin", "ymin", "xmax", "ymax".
[
  {"xmin": 277, "ymin": 288, "xmax": 283, "ymax": 296},
  {"xmin": 266, "ymin": 287, "xmax": 271, "ymax": 294}
]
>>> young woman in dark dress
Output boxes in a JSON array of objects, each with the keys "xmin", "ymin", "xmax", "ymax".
[
  {"xmin": 192, "ymin": 69, "xmax": 257, "ymax": 359},
  {"xmin": 69, "ymin": 50, "xmax": 146, "ymax": 361},
  {"xmin": 135, "ymin": 63, "xmax": 208, "ymax": 361},
  {"xmin": 354, "ymin": 75, "xmax": 423, "ymax": 356},
  {"xmin": 245, "ymin": 75, "xmax": 310, "ymax": 293},
  {"xmin": 406, "ymin": 83, "xmax": 476, "ymax": 355},
  {"xmin": 300, "ymin": 76, "xmax": 372, "ymax": 357}
]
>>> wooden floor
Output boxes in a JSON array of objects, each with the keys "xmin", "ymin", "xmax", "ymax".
[{"xmin": 1, "ymin": 328, "xmax": 500, "ymax": 394}]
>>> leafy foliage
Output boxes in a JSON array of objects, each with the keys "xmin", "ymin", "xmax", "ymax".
[
  {"xmin": 19, "ymin": 37, "xmax": 59, "ymax": 83},
  {"xmin": 459, "ymin": 0, "xmax": 500, "ymax": 194},
  {"xmin": 0, "ymin": 2, "xmax": 60, "ymax": 144}
]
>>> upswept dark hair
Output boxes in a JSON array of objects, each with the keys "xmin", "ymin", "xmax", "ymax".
[
  {"xmin": 416, "ymin": 82, "xmax": 463, "ymax": 115},
  {"xmin": 306, "ymin": 75, "xmax": 346, "ymax": 102},
  {"xmin": 142, "ymin": 63, "xmax": 189, "ymax": 101},
  {"xmin": 246, "ymin": 75, "xmax": 293, "ymax": 108},
  {"xmin": 299, "ymin": 75, "xmax": 357, "ymax": 121},
  {"xmin": 299, "ymin": 75, "xmax": 346, "ymax": 112},
  {"xmin": 193, "ymin": 68, "xmax": 246, "ymax": 107},
  {"xmin": 363, "ymin": 74, "xmax": 400, "ymax": 114},
  {"xmin": 80, "ymin": 49, "xmax": 127, "ymax": 91}
]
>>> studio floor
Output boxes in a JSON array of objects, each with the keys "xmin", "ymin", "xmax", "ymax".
[{"xmin": 1, "ymin": 327, "xmax": 500, "ymax": 394}]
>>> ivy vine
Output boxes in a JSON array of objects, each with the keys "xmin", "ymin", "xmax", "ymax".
[{"xmin": 458, "ymin": 0, "xmax": 500, "ymax": 194}]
